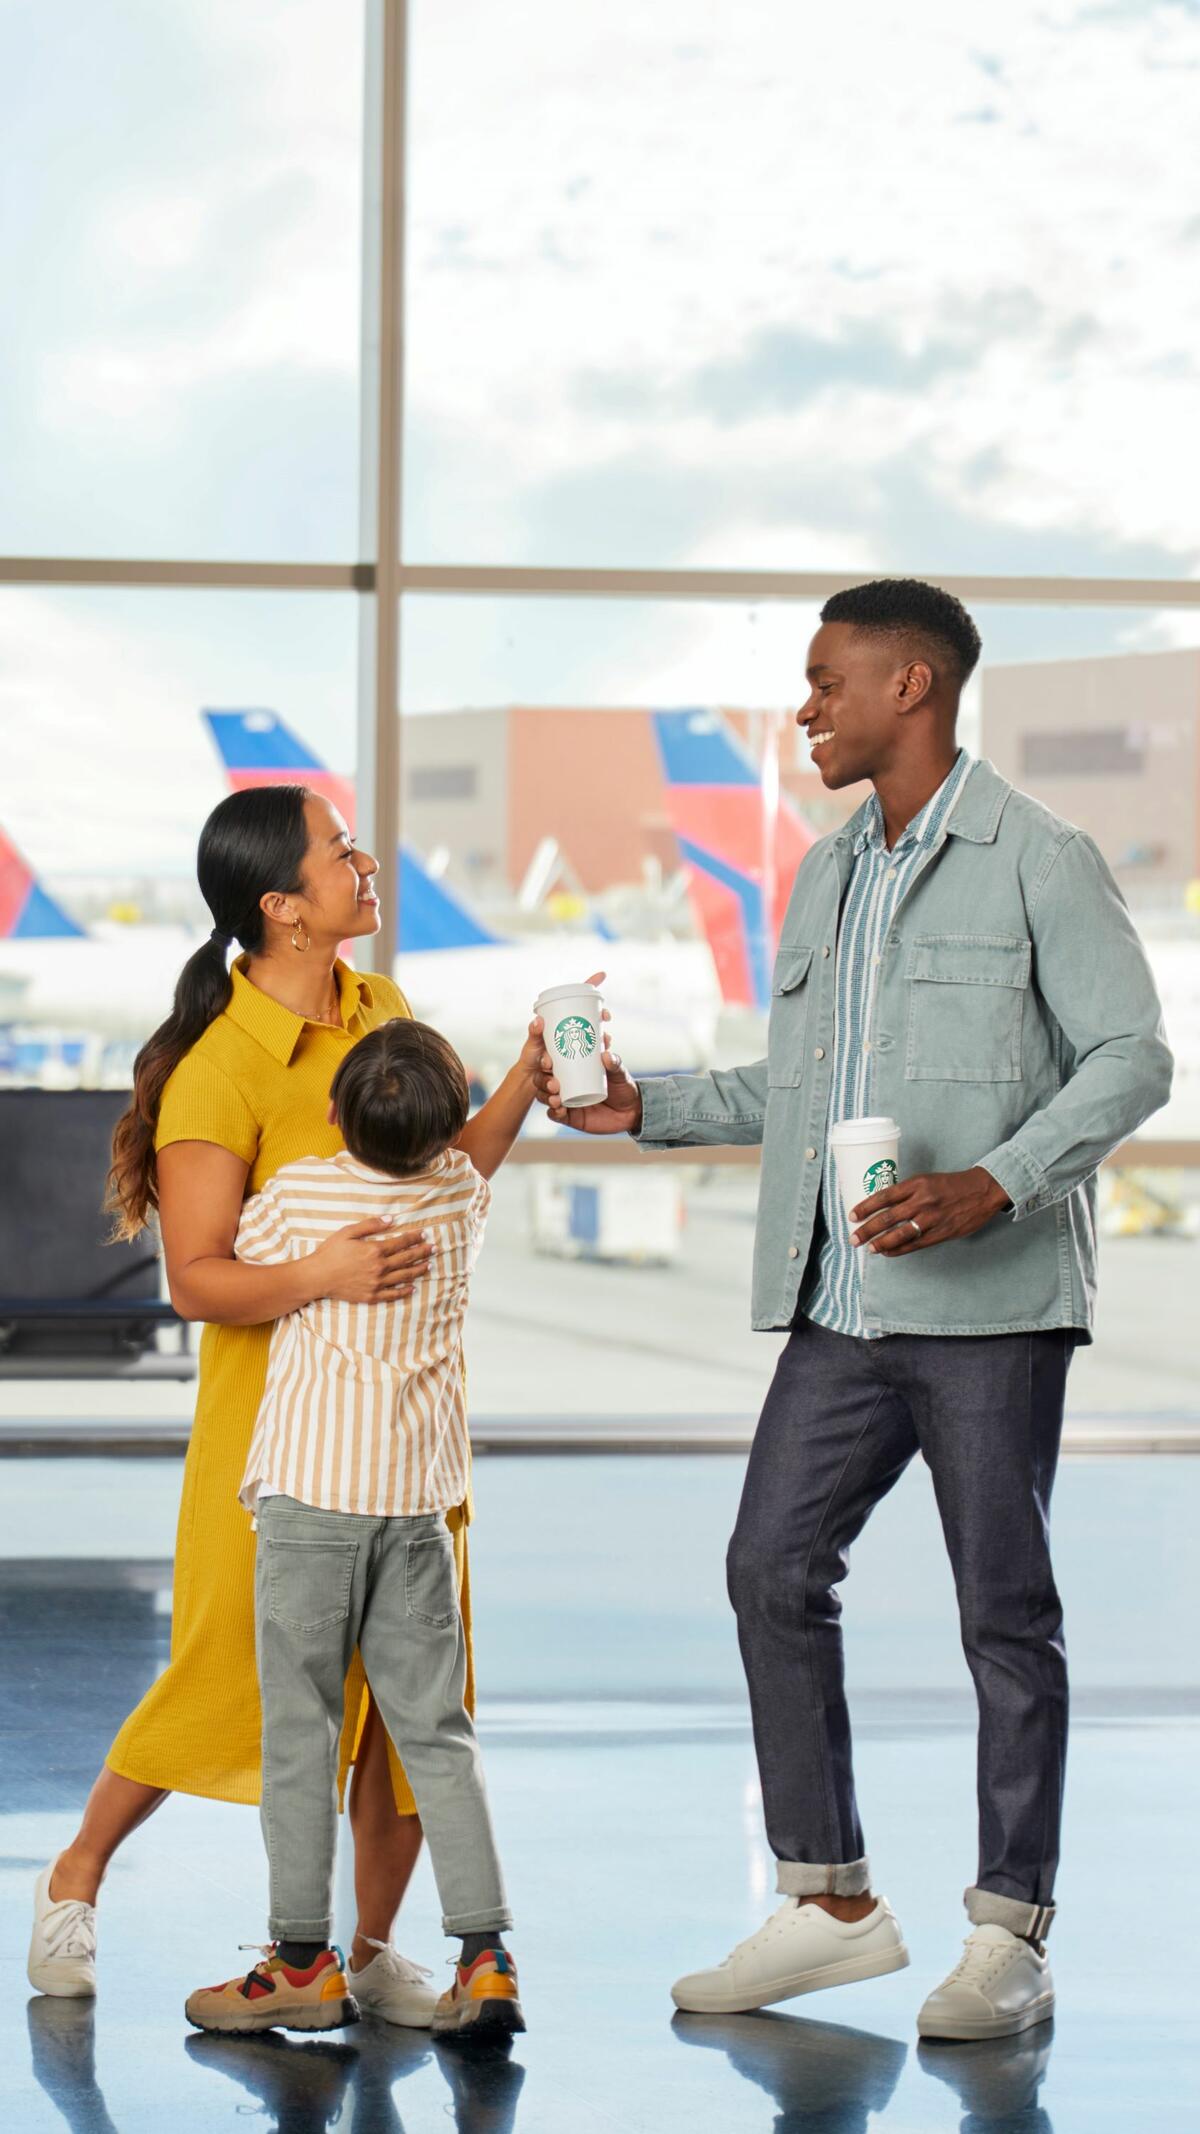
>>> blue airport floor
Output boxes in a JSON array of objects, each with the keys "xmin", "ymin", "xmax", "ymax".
[{"xmin": 2, "ymin": 1453, "xmax": 1197, "ymax": 2133}]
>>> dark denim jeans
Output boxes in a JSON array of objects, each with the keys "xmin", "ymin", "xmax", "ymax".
[{"xmin": 727, "ymin": 1317, "xmax": 1075, "ymax": 1941}]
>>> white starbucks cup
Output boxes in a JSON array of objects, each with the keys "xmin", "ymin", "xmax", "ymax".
[
  {"xmin": 828, "ymin": 1116, "xmax": 902, "ymax": 1242},
  {"xmin": 535, "ymin": 981, "xmax": 608, "ymax": 1108}
]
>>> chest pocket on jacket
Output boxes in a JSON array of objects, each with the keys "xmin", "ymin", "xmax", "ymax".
[
  {"xmin": 905, "ymin": 934, "xmax": 1031, "ymax": 1083},
  {"xmin": 767, "ymin": 945, "xmax": 815, "ymax": 1087}
]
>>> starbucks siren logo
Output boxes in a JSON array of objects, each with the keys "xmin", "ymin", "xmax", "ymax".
[
  {"xmin": 863, "ymin": 1158, "xmax": 898, "ymax": 1195},
  {"xmin": 554, "ymin": 1014, "xmax": 597, "ymax": 1061}
]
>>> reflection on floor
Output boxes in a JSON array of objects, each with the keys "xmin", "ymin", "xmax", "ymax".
[{"xmin": 3, "ymin": 1454, "xmax": 1197, "ymax": 2132}]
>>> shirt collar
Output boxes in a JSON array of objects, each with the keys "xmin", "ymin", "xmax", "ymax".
[
  {"xmin": 224, "ymin": 957, "xmax": 375, "ymax": 1065},
  {"xmin": 852, "ymin": 748, "xmax": 970, "ymax": 857},
  {"xmin": 333, "ymin": 1147, "xmax": 458, "ymax": 1187}
]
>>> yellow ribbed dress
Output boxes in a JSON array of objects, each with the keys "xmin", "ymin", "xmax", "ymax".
[{"xmin": 106, "ymin": 956, "xmax": 473, "ymax": 1815}]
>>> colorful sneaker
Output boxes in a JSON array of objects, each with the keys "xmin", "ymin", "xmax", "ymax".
[
  {"xmin": 28, "ymin": 1863, "xmax": 97, "ymax": 1999},
  {"xmin": 348, "ymin": 1939, "xmax": 438, "ymax": 2028},
  {"xmin": 185, "ymin": 1944, "xmax": 360, "ymax": 2036},
  {"xmin": 431, "ymin": 1949, "xmax": 526, "ymax": 2037}
]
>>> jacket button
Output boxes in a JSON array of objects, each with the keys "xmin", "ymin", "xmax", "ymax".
[
  {"xmin": 822, "ymin": 945, "xmax": 831, "ymax": 957},
  {"xmin": 788, "ymin": 1245, "xmax": 800, "ymax": 1259},
  {"xmin": 805, "ymin": 1147, "xmax": 817, "ymax": 1160},
  {"xmin": 814, "ymin": 1046, "xmax": 825, "ymax": 1060}
]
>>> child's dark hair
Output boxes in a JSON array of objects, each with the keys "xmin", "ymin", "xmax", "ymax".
[{"xmin": 330, "ymin": 1019, "xmax": 470, "ymax": 1177}]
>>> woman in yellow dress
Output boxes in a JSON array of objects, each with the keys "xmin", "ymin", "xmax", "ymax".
[{"xmin": 28, "ymin": 781, "xmax": 550, "ymax": 2023}]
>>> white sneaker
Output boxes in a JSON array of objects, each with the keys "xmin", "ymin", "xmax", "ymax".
[
  {"xmin": 28, "ymin": 1863, "xmax": 97, "ymax": 1999},
  {"xmin": 671, "ymin": 1897, "xmax": 909, "ymax": 2015},
  {"xmin": 348, "ymin": 1940, "xmax": 439, "ymax": 2028},
  {"xmin": 917, "ymin": 1924, "xmax": 1055, "ymax": 2040}
]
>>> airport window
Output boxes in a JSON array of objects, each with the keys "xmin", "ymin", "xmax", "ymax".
[
  {"xmin": 1022, "ymin": 730, "xmax": 1146, "ymax": 779},
  {"xmin": 405, "ymin": 2, "xmax": 1199, "ymax": 577},
  {"xmin": 0, "ymin": 3, "xmax": 363, "ymax": 560},
  {"xmin": 409, "ymin": 764, "xmax": 478, "ymax": 801},
  {"xmin": 0, "ymin": 13, "xmax": 1197, "ymax": 1439}
]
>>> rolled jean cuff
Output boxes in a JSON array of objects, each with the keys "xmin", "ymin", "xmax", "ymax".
[
  {"xmin": 965, "ymin": 1886, "xmax": 1055, "ymax": 1941},
  {"xmin": 268, "ymin": 1916, "xmax": 333, "ymax": 1943},
  {"xmin": 442, "ymin": 1907, "xmax": 514, "ymax": 1937},
  {"xmin": 776, "ymin": 1857, "xmax": 871, "ymax": 1899}
]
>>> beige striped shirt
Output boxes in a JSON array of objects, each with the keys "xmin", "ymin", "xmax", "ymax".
[{"xmin": 235, "ymin": 1146, "xmax": 489, "ymax": 1517}]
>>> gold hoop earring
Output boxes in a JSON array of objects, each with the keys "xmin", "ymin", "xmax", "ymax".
[{"xmin": 290, "ymin": 922, "xmax": 311, "ymax": 954}]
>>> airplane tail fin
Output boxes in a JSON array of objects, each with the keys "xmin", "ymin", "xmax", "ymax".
[
  {"xmin": 651, "ymin": 709, "xmax": 816, "ymax": 1012},
  {"xmin": 0, "ymin": 827, "xmax": 85, "ymax": 940},
  {"xmin": 202, "ymin": 708, "xmax": 358, "ymax": 824},
  {"xmin": 201, "ymin": 708, "xmax": 501, "ymax": 953}
]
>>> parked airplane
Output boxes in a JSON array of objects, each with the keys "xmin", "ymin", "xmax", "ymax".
[
  {"xmin": 4, "ymin": 705, "xmax": 1196, "ymax": 1142},
  {"xmin": 0, "ymin": 825, "xmax": 198, "ymax": 1056},
  {"xmin": 205, "ymin": 704, "xmax": 815, "ymax": 1046},
  {"xmin": 202, "ymin": 707, "xmax": 722, "ymax": 1084},
  {"xmin": 650, "ymin": 708, "xmax": 817, "ymax": 1014}
]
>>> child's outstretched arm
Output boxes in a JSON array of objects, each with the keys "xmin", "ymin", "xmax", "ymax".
[
  {"xmin": 457, "ymin": 973, "xmax": 611, "ymax": 1180},
  {"xmin": 456, "ymin": 1033, "xmax": 541, "ymax": 1181}
]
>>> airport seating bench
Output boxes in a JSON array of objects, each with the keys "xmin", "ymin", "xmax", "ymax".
[{"xmin": 0, "ymin": 1298, "xmax": 195, "ymax": 1381}]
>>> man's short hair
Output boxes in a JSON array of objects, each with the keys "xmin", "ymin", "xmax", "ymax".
[
  {"xmin": 330, "ymin": 1018, "xmax": 470, "ymax": 1177},
  {"xmin": 820, "ymin": 578, "xmax": 982, "ymax": 687}
]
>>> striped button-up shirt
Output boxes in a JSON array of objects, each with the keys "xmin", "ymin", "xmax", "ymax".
[
  {"xmin": 235, "ymin": 1146, "xmax": 488, "ymax": 1516},
  {"xmin": 802, "ymin": 749, "xmax": 972, "ymax": 1338}
]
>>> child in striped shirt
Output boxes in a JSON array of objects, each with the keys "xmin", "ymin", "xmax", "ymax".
[{"xmin": 185, "ymin": 1019, "xmax": 524, "ymax": 2043}]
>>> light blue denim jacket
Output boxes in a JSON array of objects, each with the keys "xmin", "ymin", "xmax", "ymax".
[{"xmin": 635, "ymin": 757, "xmax": 1174, "ymax": 1337}]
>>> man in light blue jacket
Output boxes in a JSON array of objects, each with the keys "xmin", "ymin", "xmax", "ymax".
[{"xmin": 536, "ymin": 579, "xmax": 1172, "ymax": 2042}]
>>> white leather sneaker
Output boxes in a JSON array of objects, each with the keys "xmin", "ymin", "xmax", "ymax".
[
  {"xmin": 348, "ymin": 1940, "xmax": 438, "ymax": 2028},
  {"xmin": 917, "ymin": 1924, "xmax": 1054, "ymax": 2040},
  {"xmin": 671, "ymin": 1897, "xmax": 909, "ymax": 2014},
  {"xmin": 28, "ymin": 1863, "xmax": 97, "ymax": 1999}
]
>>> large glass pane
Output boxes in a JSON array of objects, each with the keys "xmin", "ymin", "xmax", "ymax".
[
  {"xmin": 406, "ymin": 1, "xmax": 1200, "ymax": 578},
  {"xmin": 0, "ymin": 3, "xmax": 362, "ymax": 558},
  {"xmin": 398, "ymin": 593, "xmax": 1199, "ymax": 1426},
  {"xmin": 0, "ymin": 585, "xmax": 358, "ymax": 1081}
]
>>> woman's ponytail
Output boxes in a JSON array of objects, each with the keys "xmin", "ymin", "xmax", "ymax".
[
  {"xmin": 107, "ymin": 938, "xmax": 235, "ymax": 1236},
  {"xmin": 106, "ymin": 783, "xmax": 311, "ymax": 1237}
]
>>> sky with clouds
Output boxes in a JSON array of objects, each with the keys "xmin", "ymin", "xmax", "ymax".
[{"xmin": 2, "ymin": 0, "xmax": 1199, "ymax": 875}]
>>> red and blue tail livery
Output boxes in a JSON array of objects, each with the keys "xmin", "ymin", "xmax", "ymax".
[
  {"xmin": 0, "ymin": 827, "xmax": 85, "ymax": 940},
  {"xmin": 651, "ymin": 710, "xmax": 815, "ymax": 1012},
  {"xmin": 202, "ymin": 710, "xmax": 501, "ymax": 954}
]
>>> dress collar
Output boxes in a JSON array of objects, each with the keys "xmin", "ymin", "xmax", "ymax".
[{"xmin": 224, "ymin": 957, "xmax": 375, "ymax": 1065}]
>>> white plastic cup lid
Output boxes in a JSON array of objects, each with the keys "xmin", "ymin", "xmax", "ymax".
[
  {"xmin": 534, "ymin": 982, "xmax": 603, "ymax": 1010},
  {"xmin": 829, "ymin": 1115, "xmax": 899, "ymax": 1140}
]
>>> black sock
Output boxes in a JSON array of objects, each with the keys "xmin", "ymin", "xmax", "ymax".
[
  {"xmin": 459, "ymin": 1932, "xmax": 506, "ymax": 1967},
  {"xmin": 276, "ymin": 1939, "xmax": 326, "ymax": 1969}
]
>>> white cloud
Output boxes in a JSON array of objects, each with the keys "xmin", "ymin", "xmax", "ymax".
[
  {"xmin": 403, "ymin": 0, "xmax": 1200, "ymax": 567},
  {"xmin": 0, "ymin": 585, "xmax": 357, "ymax": 875},
  {"xmin": 3, "ymin": 0, "xmax": 1199, "ymax": 885}
]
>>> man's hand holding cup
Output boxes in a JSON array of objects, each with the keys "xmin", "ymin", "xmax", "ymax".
[{"xmin": 528, "ymin": 972, "xmax": 643, "ymax": 1136}]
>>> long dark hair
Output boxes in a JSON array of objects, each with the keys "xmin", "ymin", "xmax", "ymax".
[{"xmin": 107, "ymin": 785, "xmax": 312, "ymax": 1237}]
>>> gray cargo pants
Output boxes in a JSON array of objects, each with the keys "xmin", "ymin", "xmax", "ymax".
[{"xmin": 254, "ymin": 1494, "xmax": 511, "ymax": 1942}]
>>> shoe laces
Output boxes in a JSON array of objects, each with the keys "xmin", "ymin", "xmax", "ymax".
[
  {"xmin": 947, "ymin": 1931, "xmax": 1018, "ymax": 1986},
  {"xmin": 361, "ymin": 1937, "xmax": 433, "ymax": 1985},
  {"xmin": 42, "ymin": 1899, "xmax": 96, "ymax": 1965},
  {"xmin": 723, "ymin": 1899, "xmax": 802, "ymax": 1965}
]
